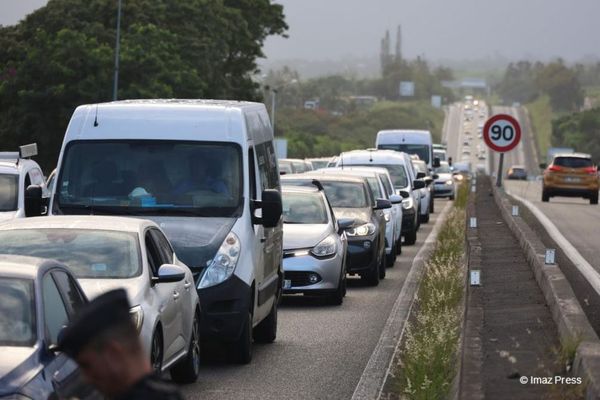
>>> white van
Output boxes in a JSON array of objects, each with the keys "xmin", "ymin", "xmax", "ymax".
[
  {"xmin": 335, "ymin": 150, "xmax": 425, "ymax": 245},
  {"xmin": 375, "ymin": 130, "xmax": 440, "ymax": 170},
  {"xmin": 26, "ymin": 100, "xmax": 283, "ymax": 364}
]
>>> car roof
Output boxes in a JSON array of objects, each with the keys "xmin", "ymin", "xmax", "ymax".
[
  {"xmin": 0, "ymin": 215, "xmax": 152, "ymax": 233},
  {"xmin": 316, "ymin": 168, "xmax": 380, "ymax": 178},
  {"xmin": 0, "ymin": 255, "xmax": 58, "ymax": 279},
  {"xmin": 282, "ymin": 173, "xmax": 366, "ymax": 184},
  {"xmin": 553, "ymin": 153, "xmax": 591, "ymax": 159},
  {"xmin": 510, "ymin": 165, "xmax": 526, "ymax": 169},
  {"xmin": 282, "ymin": 185, "xmax": 321, "ymax": 194},
  {"xmin": 0, "ymin": 158, "xmax": 38, "ymax": 173},
  {"xmin": 339, "ymin": 149, "xmax": 408, "ymax": 163}
]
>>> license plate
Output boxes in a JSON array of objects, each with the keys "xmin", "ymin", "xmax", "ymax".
[
  {"xmin": 565, "ymin": 177, "xmax": 581, "ymax": 183},
  {"xmin": 283, "ymin": 279, "xmax": 292, "ymax": 289}
]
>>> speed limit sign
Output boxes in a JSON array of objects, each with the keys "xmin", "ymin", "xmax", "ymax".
[{"xmin": 483, "ymin": 114, "xmax": 521, "ymax": 153}]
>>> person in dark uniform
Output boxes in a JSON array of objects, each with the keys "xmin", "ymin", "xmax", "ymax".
[{"xmin": 58, "ymin": 289, "xmax": 184, "ymax": 400}]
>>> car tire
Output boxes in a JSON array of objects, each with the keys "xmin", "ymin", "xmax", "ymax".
[
  {"xmin": 386, "ymin": 240, "xmax": 397, "ymax": 268},
  {"xmin": 396, "ymin": 236, "xmax": 402, "ymax": 255},
  {"xmin": 449, "ymin": 194, "xmax": 455, "ymax": 201},
  {"xmin": 232, "ymin": 311, "xmax": 253, "ymax": 364},
  {"xmin": 362, "ymin": 261, "xmax": 380, "ymax": 286},
  {"xmin": 590, "ymin": 192, "xmax": 599, "ymax": 205},
  {"xmin": 542, "ymin": 190, "xmax": 550, "ymax": 202},
  {"xmin": 150, "ymin": 330, "xmax": 163, "ymax": 374},
  {"xmin": 378, "ymin": 251, "xmax": 386, "ymax": 280},
  {"xmin": 170, "ymin": 312, "xmax": 201, "ymax": 384},
  {"xmin": 253, "ymin": 300, "xmax": 277, "ymax": 344},
  {"xmin": 404, "ymin": 228, "xmax": 417, "ymax": 245},
  {"xmin": 330, "ymin": 274, "xmax": 345, "ymax": 305},
  {"xmin": 430, "ymin": 197, "xmax": 434, "ymax": 213},
  {"xmin": 420, "ymin": 209, "xmax": 430, "ymax": 223}
]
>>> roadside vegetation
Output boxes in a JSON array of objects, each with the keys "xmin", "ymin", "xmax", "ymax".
[
  {"xmin": 526, "ymin": 95, "xmax": 554, "ymax": 158},
  {"xmin": 387, "ymin": 181, "xmax": 468, "ymax": 400}
]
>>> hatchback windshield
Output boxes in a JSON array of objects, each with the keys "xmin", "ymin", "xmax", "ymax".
[
  {"xmin": 350, "ymin": 164, "xmax": 408, "ymax": 189},
  {"xmin": 0, "ymin": 278, "xmax": 35, "ymax": 346},
  {"xmin": 283, "ymin": 192, "xmax": 328, "ymax": 224},
  {"xmin": 57, "ymin": 141, "xmax": 243, "ymax": 217},
  {"xmin": 284, "ymin": 180, "xmax": 368, "ymax": 208},
  {"xmin": 553, "ymin": 157, "xmax": 593, "ymax": 169},
  {"xmin": 0, "ymin": 174, "xmax": 18, "ymax": 212},
  {"xmin": 0, "ymin": 229, "xmax": 140, "ymax": 279},
  {"xmin": 435, "ymin": 163, "xmax": 452, "ymax": 174},
  {"xmin": 378, "ymin": 144, "xmax": 430, "ymax": 164}
]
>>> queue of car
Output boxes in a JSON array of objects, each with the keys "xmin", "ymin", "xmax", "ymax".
[{"xmin": 0, "ymin": 99, "xmax": 454, "ymax": 399}]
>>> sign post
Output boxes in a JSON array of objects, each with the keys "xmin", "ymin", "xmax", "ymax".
[{"xmin": 482, "ymin": 114, "xmax": 522, "ymax": 188}]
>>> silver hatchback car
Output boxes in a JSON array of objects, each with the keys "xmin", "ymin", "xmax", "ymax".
[{"xmin": 281, "ymin": 185, "xmax": 351, "ymax": 305}]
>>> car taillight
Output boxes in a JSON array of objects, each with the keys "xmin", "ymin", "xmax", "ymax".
[
  {"xmin": 548, "ymin": 165, "xmax": 562, "ymax": 172},
  {"xmin": 583, "ymin": 166, "xmax": 597, "ymax": 175}
]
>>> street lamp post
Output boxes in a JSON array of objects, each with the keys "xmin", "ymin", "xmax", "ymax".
[{"xmin": 112, "ymin": 0, "xmax": 122, "ymax": 101}]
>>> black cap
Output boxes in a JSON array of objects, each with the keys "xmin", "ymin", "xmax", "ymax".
[{"xmin": 58, "ymin": 289, "xmax": 132, "ymax": 357}]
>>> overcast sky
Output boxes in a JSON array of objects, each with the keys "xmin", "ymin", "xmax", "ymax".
[{"xmin": 3, "ymin": 0, "xmax": 600, "ymax": 63}]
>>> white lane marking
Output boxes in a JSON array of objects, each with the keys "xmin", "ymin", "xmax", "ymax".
[
  {"xmin": 351, "ymin": 201, "xmax": 453, "ymax": 400},
  {"xmin": 507, "ymin": 190, "xmax": 600, "ymax": 297}
]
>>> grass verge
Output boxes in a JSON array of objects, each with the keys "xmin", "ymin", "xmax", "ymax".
[
  {"xmin": 389, "ymin": 182, "xmax": 468, "ymax": 399},
  {"xmin": 526, "ymin": 95, "xmax": 553, "ymax": 159}
]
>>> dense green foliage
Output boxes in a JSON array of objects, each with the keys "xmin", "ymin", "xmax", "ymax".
[
  {"xmin": 526, "ymin": 95, "xmax": 554, "ymax": 157},
  {"xmin": 552, "ymin": 107, "xmax": 600, "ymax": 163},
  {"xmin": 0, "ymin": 0, "xmax": 287, "ymax": 169},
  {"xmin": 277, "ymin": 101, "xmax": 445, "ymax": 158},
  {"xmin": 496, "ymin": 60, "xmax": 583, "ymax": 112}
]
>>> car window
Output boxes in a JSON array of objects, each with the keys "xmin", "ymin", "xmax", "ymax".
[
  {"xmin": 378, "ymin": 173, "xmax": 394, "ymax": 196},
  {"xmin": 283, "ymin": 192, "xmax": 329, "ymax": 224},
  {"xmin": 0, "ymin": 277, "xmax": 36, "ymax": 346},
  {"xmin": 0, "ymin": 174, "xmax": 18, "ymax": 212},
  {"xmin": 52, "ymin": 270, "xmax": 86, "ymax": 316},
  {"xmin": 145, "ymin": 231, "xmax": 163, "ymax": 275},
  {"xmin": 150, "ymin": 229, "xmax": 174, "ymax": 264},
  {"xmin": 348, "ymin": 164, "xmax": 408, "ymax": 188},
  {"xmin": 553, "ymin": 157, "xmax": 592, "ymax": 168},
  {"xmin": 43, "ymin": 273, "xmax": 69, "ymax": 345},
  {"xmin": 366, "ymin": 177, "xmax": 383, "ymax": 199},
  {"xmin": 0, "ymin": 229, "xmax": 141, "ymax": 279}
]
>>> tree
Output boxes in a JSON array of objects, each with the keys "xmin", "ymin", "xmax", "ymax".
[
  {"xmin": 536, "ymin": 60, "xmax": 583, "ymax": 111},
  {"xmin": 0, "ymin": 0, "xmax": 287, "ymax": 169}
]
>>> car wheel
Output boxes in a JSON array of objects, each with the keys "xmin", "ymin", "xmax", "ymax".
[
  {"xmin": 378, "ymin": 251, "xmax": 386, "ymax": 280},
  {"xmin": 170, "ymin": 312, "xmax": 201, "ymax": 383},
  {"xmin": 449, "ymin": 194, "xmax": 455, "ymax": 201},
  {"xmin": 386, "ymin": 240, "xmax": 396, "ymax": 268},
  {"xmin": 362, "ymin": 259, "xmax": 380, "ymax": 286},
  {"xmin": 396, "ymin": 236, "xmax": 402, "ymax": 255},
  {"xmin": 330, "ymin": 273, "xmax": 345, "ymax": 305},
  {"xmin": 150, "ymin": 330, "xmax": 163, "ymax": 374},
  {"xmin": 420, "ymin": 210, "xmax": 430, "ymax": 223},
  {"xmin": 590, "ymin": 192, "xmax": 599, "ymax": 205},
  {"xmin": 253, "ymin": 299, "xmax": 277, "ymax": 344},
  {"xmin": 404, "ymin": 228, "xmax": 417, "ymax": 245},
  {"xmin": 430, "ymin": 197, "xmax": 435, "ymax": 213},
  {"xmin": 542, "ymin": 190, "xmax": 550, "ymax": 202},
  {"xmin": 232, "ymin": 311, "xmax": 253, "ymax": 364}
]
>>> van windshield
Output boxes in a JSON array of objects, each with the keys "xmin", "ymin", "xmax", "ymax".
[
  {"xmin": 378, "ymin": 144, "xmax": 430, "ymax": 164},
  {"xmin": 56, "ymin": 141, "xmax": 243, "ymax": 218},
  {"xmin": 0, "ymin": 174, "xmax": 18, "ymax": 212}
]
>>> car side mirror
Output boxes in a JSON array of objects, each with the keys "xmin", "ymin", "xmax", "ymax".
[
  {"xmin": 337, "ymin": 217, "xmax": 355, "ymax": 234},
  {"xmin": 374, "ymin": 198, "xmax": 392, "ymax": 210},
  {"xmin": 432, "ymin": 174, "xmax": 439, "ymax": 180},
  {"xmin": 539, "ymin": 163, "xmax": 547, "ymax": 169},
  {"xmin": 433, "ymin": 157, "xmax": 441, "ymax": 168},
  {"xmin": 416, "ymin": 171, "xmax": 426, "ymax": 179},
  {"xmin": 413, "ymin": 180, "xmax": 426, "ymax": 190},
  {"xmin": 399, "ymin": 190, "xmax": 410, "ymax": 199},
  {"xmin": 25, "ymin": 185, "xmax": 43, "ymax": 217},
  {"xmin": 279, "ymin": 171, "xmax": 287, "ymax": 175},
  {"xmin": 389, "ymin": 194, "xmax": 403, "ymax": 204},
  {"xmin": 252, "ymin": 189, "xmax": 283, "ymax": 228},
  {"xmin": 424, "ymin": 177, "xmax": 433, "ymax": 185},
  {"xmin": 153, "ymin": 264, "xmax": 186, "ymax": 284}
]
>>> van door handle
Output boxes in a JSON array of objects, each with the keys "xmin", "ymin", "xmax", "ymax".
[{"xmin": 173, "ymin": 291, "xmax": 180, "ymax": 300}]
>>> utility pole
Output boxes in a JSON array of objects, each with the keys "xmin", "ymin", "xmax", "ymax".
[{"xmin": 112, "ymin": 0, "xmax": 122, "ymax": 101}]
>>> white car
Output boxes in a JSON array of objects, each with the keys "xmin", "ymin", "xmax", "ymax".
[
  {"xmin": 411, "ymin": 159, "xmax": 434, "ymax": 223},
  {"xmin": 0, "ymin": 144, "xmax": 49, "ymax": 221},
  {"xmin": 0, "ymin": 216, "xmax": 201, "ymax": 383}
]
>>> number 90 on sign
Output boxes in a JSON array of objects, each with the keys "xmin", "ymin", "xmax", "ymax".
[{"xmin": 483, "ymin": 114, "xmax": 521, "ymax": 153}]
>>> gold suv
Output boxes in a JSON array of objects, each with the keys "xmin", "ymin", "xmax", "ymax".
[{"xmin": 542, "ymin": 153, "xmax": 599, "ymax": 204}]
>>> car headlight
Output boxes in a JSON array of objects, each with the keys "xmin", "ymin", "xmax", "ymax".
[
  {"xmin": 402, "ymin": 196, "xmax": 414, "ymax": 210},
  {"xmin": 199, "ymin": 232, "xmax": 241, "ymax": 289},
  {"xmin": 446, "ymin": 180, "xmax": 454, "ymax": 185},
  {"xmin": 384, "ymin": 212, "xmax": 391, "ymax": 222},
  {"xmin": 129, "ymin": 305, "xmax": 144, "ymax": 334},
  {"xmin": 311, "ymin": 235, "xmax": 337, "ymax": 257},
  {"xmin": 346, "ymin": 223, "xmax": 377, "ymax": 237}
]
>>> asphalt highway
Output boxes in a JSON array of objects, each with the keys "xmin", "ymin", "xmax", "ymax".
[{"xmin": 182, "ymin": 203, "xmax": 449, "ymax": 399}]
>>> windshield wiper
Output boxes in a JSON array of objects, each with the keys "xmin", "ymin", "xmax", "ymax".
[{"xmin": 59, "ymin": 204, "xmax": 139, "ymax": 216}]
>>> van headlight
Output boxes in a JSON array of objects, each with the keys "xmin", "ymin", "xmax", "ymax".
[
  {"xmin": 311, "ymin": 235, "xmax": 337, "ymax": 257},
  {"xmin": 346, "ymin": 223, "xmax": 376, "ymax": 237},
  {"xmin": 199, "ymin": 232, "xmax": 241, "ymax": 289},
  {"xmin": 129, "ymin": 305, "xmax": 144, "ymax": 334},
  {"xmin": 402, "ymin": 197, "xmax": 414, "ymax": 210}
]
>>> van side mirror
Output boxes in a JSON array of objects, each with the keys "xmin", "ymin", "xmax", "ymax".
[
  {"xmin": 413, "ymin": 180, "xmax": 426, "ymax": 190},
  {"xmin": 389, "ymin": 194, "xmax": 402, "ymax": 204},
  {"xmin": 416, "ymin": 171, "xmax": 426, "ymax": 179},
  {"xmin": 25, "ymin": 185, "xmax": 43, "ymax": 217},
  {"xmin": 433, "ymin": 157, "xmax": 441, "ymax": 168},
  {"xmin": 153, "ymin": 264, "xmax": 186, "ymax": 284},
  {"xmin": 399, "ymin": 190, "xmax": 410, "ymax": 199},
  {"xmin": 374, "ymin": 199, "xmax": 392, "ymax": 210},
  {"xmin": 539, "ymin": 163, "xmax": 547, "ymax": 169},
  {"xmin": 252, "ymin": 189, "xmax": 282, "ymax": 228}
]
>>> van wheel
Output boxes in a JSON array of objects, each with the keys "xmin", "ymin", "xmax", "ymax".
[
  {"xmin": 232, "ymin": 311, "xmax": 253, "ymax": 364},
  {"xmin": 404, "ymin": 229, "xmax": 417, "ymax": 245},
  {"xmin": 542, "ymin": 190, "xmax": 550, "ymax": 202},
  {"xmin": 590, "ymin": 192, "xmax": 598, "ymax": 205},
  {"xmin": 253, "ymin": 299, "xmax": 277, "ymax": 344},
  {"xmin": 170, "ymin": 312, "xmax": 201, "ymax": 383}
]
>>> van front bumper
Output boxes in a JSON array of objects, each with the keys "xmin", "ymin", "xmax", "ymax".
[{"xmin": 197, "ymin": 275, "xmax": 251, "ymax": 342}]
